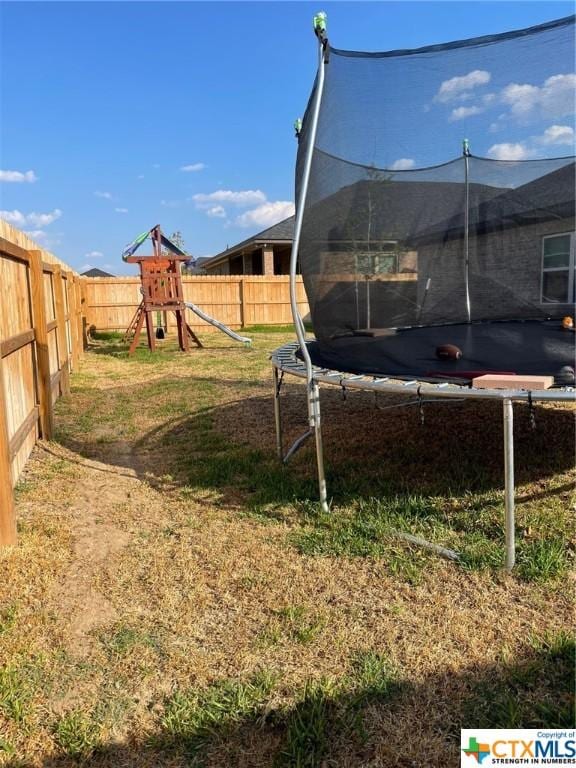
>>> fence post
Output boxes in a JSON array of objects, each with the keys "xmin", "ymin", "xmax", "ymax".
[
  {"xmin": 0, "ymin": 355, "xmax": 17, "ymax": 546},
  {"xmin": 53, "ymin": 266, "xmax": 71, "ymax": 396},
  {"xmin": 67, "ymin": 273, "xmax": 80, "ymax": 370},
  {"xmin": 79, "ymin": 277, "xmax": 88, "ymax": 350},
  {"xmin": 29, "ymin": 250, "xmax": 54, "ymax": 439},
  {"xmin": 239, "ymin": 278, "xmax": 245, "ymax": 328},
  {"xmin": 74, "ymin": 277, "xmax": 84, "ymax": 357}
]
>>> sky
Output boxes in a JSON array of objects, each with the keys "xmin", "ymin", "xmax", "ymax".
[{"xmin": 1, "ymin": 1, "xmax": 574, "ymax": 275}]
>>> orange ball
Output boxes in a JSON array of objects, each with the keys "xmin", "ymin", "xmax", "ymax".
[{"xmin": 562, "ymin": 316, "xmax": 574, "ymax": 329}]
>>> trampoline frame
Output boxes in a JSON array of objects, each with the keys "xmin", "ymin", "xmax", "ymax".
[
  {"xmin": 271, "ymin": 342, "xmax": 574, "ymax": 571},
  {"xmin": 279, "ymin": 20, "xmax": 575, "ymax": 571}
]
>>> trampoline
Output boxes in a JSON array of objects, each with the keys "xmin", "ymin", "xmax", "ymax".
[{"xmin": 272, "ymin": 13, "xmax": 576, "ymax": 569}]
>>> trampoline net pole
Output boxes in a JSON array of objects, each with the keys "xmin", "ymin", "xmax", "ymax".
[
  {"xmin": 273, "ymin": 365, "xmax": 283, "ymax": 460},
  {"xmin": 463, "ymin": 140, "xmax": 471, "ymax": 324},
  {"xmin": 289, "ymin": 33, "xmax": 327, "ymax": 415},
  {"xmin": 503, "ymin": 398, "xmax": 516, "ymax": 570},
  {"xmin": 312, "ymin": 381, "xmax": 329, "ymax": 512}
]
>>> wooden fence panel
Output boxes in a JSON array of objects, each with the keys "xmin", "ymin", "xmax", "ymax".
[
  {"xmin": 0, "ymin": 240, "xmax": 38, "ymax": 539},
  {"xmin": 83, "ymin": 275, "xmax": 310, "ymax": 332},
  {"xmin": 0, "ymin": 354, "xmax": 17, "ymax": 545},
  {"xmin": 0, "ymin": 228, "xmax": 81, "ymax": 546},
  {"xmin": 181, "ymin": 277, "xmax": 243, "ymax": 331}
]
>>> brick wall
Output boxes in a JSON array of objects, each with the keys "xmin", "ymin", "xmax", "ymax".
[{"xmin": 417, "ymin": 218, "xmax": 575, "ymax": 323}]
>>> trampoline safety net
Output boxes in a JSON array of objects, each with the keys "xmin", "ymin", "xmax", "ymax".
[{"xmin": 296, "ymin": 15, "xmax": 576, "ymax": 381}]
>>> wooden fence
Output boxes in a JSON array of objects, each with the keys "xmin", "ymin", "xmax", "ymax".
[
  {"xmin": 84, "ymin": 275, "xmax": 309, "ymax": 332},
  {"xmin": 0, "ymin": 226, "xmax": 85, "ymax": 546}
]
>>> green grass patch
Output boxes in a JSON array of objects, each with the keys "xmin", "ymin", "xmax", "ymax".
[
  {"xmin": 89, "ymin": 330, "xmax": 124, "ymax": 341},
  {"xmin": 276, "ymin": 678, "xmax": 337, "ymax": 767},
  {"xmin": 516, "ymin": 539, "xmax": 569, "ymax": 583},
  {"xmin": 53, "ymin": 709, "xmax": 102, "ymax": 758},
  {"xmin": 0, "ymin": 737, "xmax": 15, "ymax": 758},
  {"xmin": 462, "ymin": 632, "xmax": 575, "ymax": 728},
  {"xmin": 277, "ymin": 653, "xmax": 399, "ymax": 766},
  {"xmin": 99, "ymin": 623, "xmax": 162, "ymax": 657},
  {"xmin": 241, "ymin": 324, "xmax": 297, "ymax": 334},
  {"xmin": 0, "ymin": 605, "xmax": 18, "ymax": 636},
  {"xmin": 0, "ymin": 663, "xmax": 37, "ymax": 725},
  {"xmin": 158, "ymin": 671, "xmax": 276, "ymax": 759},
  {"xmin": 259, "ymin": 605, "xmax": 326, "ymax": 647},
  {"xmin": 348, "ymin": 650, "xmax": 398, "ymax": 703}
]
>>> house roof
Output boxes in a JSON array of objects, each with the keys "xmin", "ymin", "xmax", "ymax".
[
  {"xmin": 202, "ymin": 216, "xmax": 294, "ymax": 269},
  {"xmin": 81, "ymin": 267, "xmax": 116, "ymax": 277},
  {"xmin": 411, "ymin": 161, "xmax": 575, "ymax": 244},
  {"xmin": 299, "ymin": 161, "xmax": 574, "ymax": 249},
  {"xmin": 303, "ymin": 178, "xmax": 505, "ymax": 245}
]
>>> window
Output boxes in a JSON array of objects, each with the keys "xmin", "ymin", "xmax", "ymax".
[
  {"xmin": 541, "ymin": 232, "xmax": 575, "ymax": 304},
  {"xmin": 355, "ymin": 243, "xmax": 399, "ymax": 275}
]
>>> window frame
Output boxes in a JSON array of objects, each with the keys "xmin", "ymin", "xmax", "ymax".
[{"xmin": 540, "ymin": 231, "xmax": 575, "ymax": 305}]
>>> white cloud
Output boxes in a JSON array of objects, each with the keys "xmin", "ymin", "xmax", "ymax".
[
  {"xmin": 207, "ymin": 205, "xmax": 226, "ymax": 218},
  {"xmin": 137, "ymin": 174, "xmax": 145, "ymax": 180},
  {"xmin": 435, "ymin": 70, "xmax": 491, "ymax": 103},
  {"xmin": 0, "ymin": 169, "xmax": 37, "ymax": 183},
  {"xmin": 24, "ymin": 229, "xmax": 47, "ymax": 241},
  {"xmin": 390, "ymin": 158, "xmax": 415, "ymax": 170},
  {"xmin": 536, "ymin": 124, "xmax": 575, "ymax": 146},
  {"xmin": 449, "ymin": 105, "xmax": 483, "ymax": 122},
  {"xmin": 487, "ymin": 124, "xmax": 575, "ymax": 160},
  {"xmin": 0, "ymin": 208, "xmax": 62, "ymax": 227},
  {"xmin": 487, "ymin": 142, "xmax": 533, "ymax": 161},
  {"xmin": 180, "ymin": 163, "xmax": 206, "ymax": 172},
  {"xmin": 28, "ymin": 209, "xmax": 62, "ymax": 227},
  {"xmin": 501, "ymin": 73, "xmax": 576, "ymax": 119},
  {"xmin": 193, "ymin": 189, "xmax": 266, "ymax": 208},
  {"xmin": 94, "ymin": 191, "xmax": 113, "ymax": 199},
  {"xmin": 85, "ymin": 250, "xmax": 104, "ymax": 259},
  {"xmin": 115, "ymin": 207, "xmax": 128, "ymax": 213},
  {"xmin": 235, "ymin": 201, "xmax": 295, "ymax": 229},
  {"xmin": 0, "ymin": 210, "xmax": 25, "ymax": 225},
  {"xmin": 24, "ymin": 229, "xmax": 61, "ymax": 248}
]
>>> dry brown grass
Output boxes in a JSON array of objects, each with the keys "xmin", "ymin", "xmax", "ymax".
[{"xmin": 0, "ymin": 330, "xmax": 573, "ymax": 766}]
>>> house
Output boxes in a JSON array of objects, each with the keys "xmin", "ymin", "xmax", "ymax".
[
  {"xmin": 81, "ymin": 267, "xmax": 115, "ymax": 277},
  {"xmin": 201, "ymin": 217, "xmax": 294, "ymax": 275},
  {"xmin": 411, "ymin": 161, "xmax": 576, "ymax": 324},
  {"xmin": 298, "ymin": 159, "xmax": 575, "ymax": 336}
]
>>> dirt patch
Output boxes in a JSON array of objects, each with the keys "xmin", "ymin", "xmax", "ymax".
[{"xmin": 47, "ymin": 468, "xmax": 134, "ymax": 655}]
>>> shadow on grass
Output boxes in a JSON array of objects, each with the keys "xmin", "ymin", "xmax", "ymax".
[
  {"xmin": 54, "ymin": 372, "xmax": 574, "ymax": 581},
  {"xmin": 32, "ymin": 637, "xmax": 575, "ymax": 767}
]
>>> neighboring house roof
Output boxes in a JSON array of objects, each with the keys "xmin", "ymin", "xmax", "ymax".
[
  {"xmin": 81, "ymin": 267, "xmax": 115, "ymax": 277},
  {"xmin": 303, "ymin": 178, "xmax": 505, "ymax": 247},
  {"xmin": 410, "ymin": 161, "xmax": 575, "ymax": 245},
  {"xmin": 301, "ymin": 161, "xmax": 575, "ymax": 249},
  {"xmin": 186, "ymin": 256, "xmax": 211, "ymax": 274},
  {"xmin": 202, "ymin": 216, "xmax": 294, "ymax": 269}
]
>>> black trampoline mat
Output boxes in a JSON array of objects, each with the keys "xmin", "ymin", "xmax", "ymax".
[{"xmin": 306, "ymin": 320, "xmax": 575, "ymax": 384}]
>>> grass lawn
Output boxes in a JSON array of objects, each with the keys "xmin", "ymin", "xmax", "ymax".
[{"xmin": 1, "ymin": 327, "xmax": 574, "ymax": 766}]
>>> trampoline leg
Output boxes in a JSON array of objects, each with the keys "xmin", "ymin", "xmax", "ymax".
[
  {"xmin": 503, "ymin": 398, "xmax": 515, "ymax": 571},
  {"xmin": 310, "ymin": 381, "xmax": 329, "ymax": 513},
  {"xmin": 273, "ymin": 365, "xmax": 283, "ymax": 460}
]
